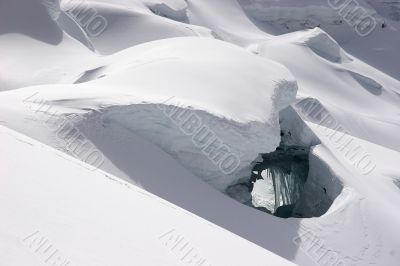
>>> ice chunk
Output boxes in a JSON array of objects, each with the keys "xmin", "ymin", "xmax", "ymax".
[{"xmin": 252, "ymin": 171, "xmax": 276, "ymax": 213}]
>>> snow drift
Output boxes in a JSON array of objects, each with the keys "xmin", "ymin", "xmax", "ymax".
[{"xmin": 1, "ymin": 0, "xmax": 400, "ymax": 265}]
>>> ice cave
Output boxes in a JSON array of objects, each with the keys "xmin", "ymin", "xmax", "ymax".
[
  {"xmin": 226, "ymin": 141, "xmax": 343, "ymax": 219},
  {"xmin": 250, "ymin": 145, "xmax": 309, "ymax": 218}
]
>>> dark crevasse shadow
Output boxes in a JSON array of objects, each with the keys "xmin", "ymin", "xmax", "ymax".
[
  {"xmin": 74, "ymin": 108, "xmax": 306, "ymax": 263},
  {"xmin": 227, "ymin": 145, "xmax": 311, "ymax": 218},
  {"xmin": 0, "ymin": 0, "xmax": 63, "ymax": 45},
  {"xmin": 229, "ymin": 144, "xmax": 343, "ymax": 219},
  {"xmin": 348, "ymin": 71, "xmax": 383, "ymax": 96},
  {"xmin": 219, "ymin": 103, "xmax": 344, "ymax": 234},
  {"xmin": 74, "ymin": 67, "xmax": 106, "ymax": 84}
]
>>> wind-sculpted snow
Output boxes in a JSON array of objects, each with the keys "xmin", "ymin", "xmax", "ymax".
[
  {"xmin": 1, "ymin": 0, "xmax": 400, "ymax": 265},
  {"xmin": 145, "ymin": 0, "xmax": 188, "ymax": 22},
  {"xmin": 0, "ymin": 37, "xmax": 298, "ymax": 191},
  {"xmin": 298, "ymin": 28, "xmax": 352, "ymax": 63},
  {"xmin": 0, "ymin": 126, "xmax": 297, "ymax": 266},
  {"xmin": 239, "ymin": 0, "xmax": 400, "ymax": 79},
  {"xmin": 58, "ymin": 0, "xmax": 214, "ymax": 54},
  {"xmin": 0, "ymin": 0, "xmax": 98, "ymax": 90},
  {"xmin": 256, "ymin": 28, "xmax": 400, "ymax": 154}
]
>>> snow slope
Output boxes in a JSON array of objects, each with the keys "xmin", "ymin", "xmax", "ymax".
[
  {"xmin": 255, "ymin": 28, "xmax": 400, "ymax": 152},
  {"xmin": 0, "ymin": 0, "xmax": 97, "ymax": 91},
  {"xmin": 0, "ymin": 125, "xmax": 296, "ymax": 266},
  {"xmin": 239, "ymin": 0, "xmax": 400, "ymax": 79},
  {"xmin": 1, "ymin": 0, "xmax": 400, "ymax": 265}
]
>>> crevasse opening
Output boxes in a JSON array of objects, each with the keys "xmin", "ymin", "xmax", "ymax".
[
  {"xmin": 225, "ymin": 106, "xmax": 344, "ymax": 218},
  {"xmin": 250, "ymin": 145, "xmax": 309, "ymax": 218},
  {"xmin": 226, "ymin": 142, "xmax": 341, "ymax": 219}
]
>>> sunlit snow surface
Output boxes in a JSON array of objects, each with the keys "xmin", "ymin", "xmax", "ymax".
[{"xmin": 1, "ymin": 0, "xmax": 400, "ymax": 265}]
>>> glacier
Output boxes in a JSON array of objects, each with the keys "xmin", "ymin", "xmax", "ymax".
[{"xmin": 1, "ymin": 0, "xmax": 400, "ymax": 265}]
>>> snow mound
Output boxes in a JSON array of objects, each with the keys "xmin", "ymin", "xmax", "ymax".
[
  {"xmin": 0, "ymin": 0, "xmax": 97, "ymax": 91},
  {"xmin": 2, "ymin": 1, "xmax": 400, "ymax": 265},
  {"xmin": 59, "ymin": 0, "xmax": 213, "ymax": 54},
  {"xmin": 298, "ymin": 28, "xmax": 351, "ymax": 63},
  {"xmin": 0, "ymin": 37, "xmax": 298, "ymax": 191}
]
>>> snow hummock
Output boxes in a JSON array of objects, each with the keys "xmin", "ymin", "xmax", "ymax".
[
  {"xmin": 1, "ymin": 0, "xmax": 400, "ymax": 265},
  {"xmin": 0, "ymin": 37, "xmax": 298, "ymax": 191}
]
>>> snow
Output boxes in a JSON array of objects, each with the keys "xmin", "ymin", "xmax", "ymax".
[
  {"xmin": 0, "ymin": 125, "xmax": 296, "ymax": 266},
  {"xmin": 1, "ymin": 0, "xmax": 400, "ymax": 265},
  {"xmin": 239, "ymin": 0, "xmax": 400, "ymax": 80},
  {"xmin": 0, "ymin": 36, "xmax": 298, "ymax": 191}
]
